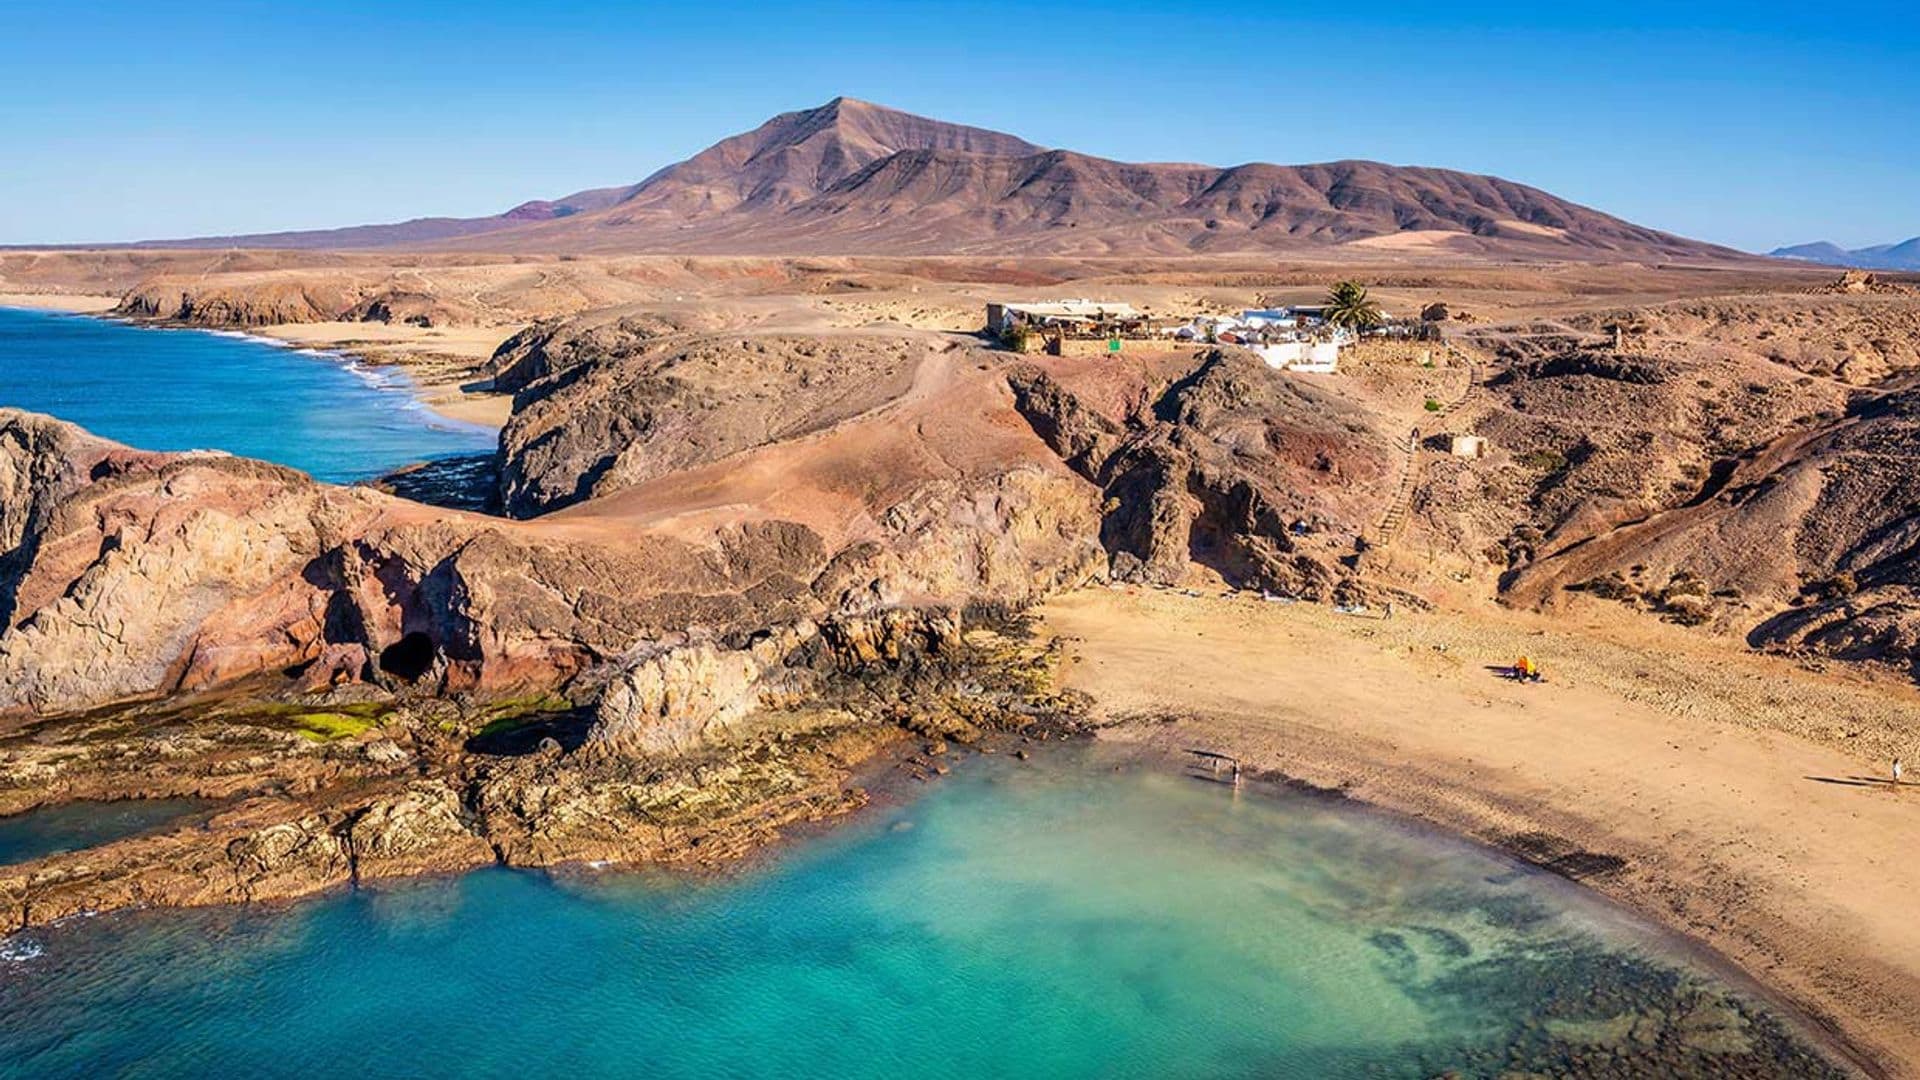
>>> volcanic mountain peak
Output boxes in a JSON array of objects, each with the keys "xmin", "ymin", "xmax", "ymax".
[
  {"xmin": 616, "ymin": 97, "xmax": 1046, "ymax": 214},
  {"xmin": 762, "ymin": 96, "xmax": 1043, "ymax": 161},
  {"xmin": 117, "ymin": 96, "xmax": 1746, "ymax": 262}
]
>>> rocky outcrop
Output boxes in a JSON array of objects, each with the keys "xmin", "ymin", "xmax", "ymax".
[
  {"xmin": 0, "ymin": 411, "xmax": 109, "ymax": 627},
  {"xmin": 487, "ymin": 310, "xmax": 690, "ymax": 393},
  {"xmin": 0, "ymin": 771, "xmax": 495, "ymax": 930},
  {"xmin": 582, "ymin": 607, "xmax": 963, "ymax": 758},
  {"xmin": 0, "ymin": 598, "xmax": 1085, "ymax": 930},
  {"xmin": 585, "ymin": 630, "xmax": 808, "ymax": 757},
  {"xmin": 117, "ymin": 277, "xmax": 480, "ymax": 329},
  {"xmin": 0, "ymin": 412, "xmax": 383, "ymax": 712},
  {"xmin": 0, "ymin": 412, "xmax": 838, "ymax": 714},
  {"xmin": 118, "ymin": 280, "xmax": 358, "ymax": 327},
  {"xmin": 0, "ymin": 385, "xmax": 1099, "ymax": 716},
  {"xmin": 496, "ymin": 330, "xmax": 924, "ymax": 517},
  {"xmin": 1008, "ymin": 350, "xmax": 1392, "ymax": 597}
]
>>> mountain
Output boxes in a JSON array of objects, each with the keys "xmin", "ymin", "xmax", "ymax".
[
  {"xmin": 125, "ymin": 186, "xmax": 638, "ymax": 251},
  {"xmin": 128, "ymin": 97, "xmax": 1744, "ymax": 262},
  {"xmin": 1770, "ymin": 237, "xmax": 1920, "ymax": 270}
]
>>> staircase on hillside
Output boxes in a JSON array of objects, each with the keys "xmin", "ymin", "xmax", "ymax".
[{"xmin": 1368, "ymin": 344, "xmax": 1483, "ymax": 547}]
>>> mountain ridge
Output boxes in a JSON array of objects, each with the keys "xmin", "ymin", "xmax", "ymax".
[
  {"xmin": 1771, "ymin": 237, "xmax": 1920, "ymax": 271},
  {"xmin": 112, "ymin": 97, "xmax": 1746, "ymax": 262}
]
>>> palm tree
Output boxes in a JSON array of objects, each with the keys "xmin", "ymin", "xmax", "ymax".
[{"xmin": 1323, "ymin": 280, "xmax": 1383, "ymax": 333}]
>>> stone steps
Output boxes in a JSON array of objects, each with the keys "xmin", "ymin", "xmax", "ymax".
[{"xmin": 1367, "ymin": 345, "xmax": 1482, "ymax": 547}]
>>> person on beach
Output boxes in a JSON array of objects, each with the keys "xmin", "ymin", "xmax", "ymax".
[{"xmin": 1896, "ymin": 757, "xmax": 1905, "ymax": 786}]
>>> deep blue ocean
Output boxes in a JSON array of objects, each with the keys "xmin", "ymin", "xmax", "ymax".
[{"xmin": 0, "ymin": 306, "xmax": 495, "ymax": 482}]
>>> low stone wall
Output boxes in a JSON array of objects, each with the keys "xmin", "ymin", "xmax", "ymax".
[
  {"xmin": 1341, "ymin": 340, "xmax": 1448, "ymax": 369},
  {"xmin": 1053, "ymin": 337, "xmax": 1190, "ymax": 358}
]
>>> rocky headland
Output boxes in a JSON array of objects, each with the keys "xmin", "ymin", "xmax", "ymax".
[
  {"xmin": 0, "ymin": 270, "xmax": 1437, "ymax": 926},
  {"xmin": 10, "ymin": 263, "xmax": 1920, "ymax": 1073}
]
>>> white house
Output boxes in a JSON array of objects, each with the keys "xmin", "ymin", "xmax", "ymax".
[
  {"xmin": 1174, "ymin": 311, "xmax": 1346, "ymax": 373},
  {"xmin": 1450, "ymin": 435, "xmax": 1489, "ymax": 459},
  {"xmin": 1238, "ymin": 308, "xmax": 1298, "ymax": 329},
  {"xmin": 1250, "ymin": 340, "xmax": 1341, "ymax": 374}
]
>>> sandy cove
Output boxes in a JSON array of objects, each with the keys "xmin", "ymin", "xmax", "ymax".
[
  {"xmin": 0, "ymin": 292, "xmax": 120, "ymax": 313},
  {"xmin": 1040, "ymin": 586, "xmax": 1920, "ymax": 1077},
  {"xmin": 2, "ymin": 292, "xmax": 517, "ymax": 430},
  {"xmin": 251, "ymin": 320, "xmax": 517, "ymax": 428}
]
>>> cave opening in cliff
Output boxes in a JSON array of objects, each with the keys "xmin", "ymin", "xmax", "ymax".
[
  {"xmin": 1185, "ymin": 478, "xmax": 1264, "ymax": 590},
  {"xmin": 378, "ymin": 632, "xmax": 437, "ymax": 682}
]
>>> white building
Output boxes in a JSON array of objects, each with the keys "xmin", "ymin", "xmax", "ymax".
[
  {"xmin": 985, "ymin": 299, "xmax": 1144, "ymax": 335},
  {"xmin": 1450, "ymin": 435, "xmax": 1489, "ymax": 459},
  {"xmin": 1174, "ymin": 311, "xmax": 1346, "ymax": 373},
  {"xmin": 1251, "ymin": 340, "xmax": 1341, "ymax": 373}
]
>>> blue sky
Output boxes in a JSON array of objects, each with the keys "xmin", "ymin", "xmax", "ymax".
[{"xmin": 2, "ymin": 1, "xmax": 1915, "ymax": 251}]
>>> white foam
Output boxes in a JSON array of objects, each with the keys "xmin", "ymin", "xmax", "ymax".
[
  {"xmin": 338, "ymin": 358, "xmax": 409, "ymax": 393},
  {"xmin": 0, "ymin": 937, "xmax": 44, "ymax": 963}
]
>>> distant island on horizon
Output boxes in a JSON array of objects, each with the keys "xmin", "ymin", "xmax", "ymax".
[{"xmin": 1771, "ymin": 237, "xmax": 1920, "ymax": 271}]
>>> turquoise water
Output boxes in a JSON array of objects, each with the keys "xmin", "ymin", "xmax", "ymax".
[
  {"xmin": 0, "ymin": 749, "xmax": 1840, "ymax": 1078},
  {"xmin": 0, "ymin": 799, "xmax": 215, "ymax": 867},
  {"xmin": 0, "ymin": 306, "xmax": 496, "ymax": 482}
]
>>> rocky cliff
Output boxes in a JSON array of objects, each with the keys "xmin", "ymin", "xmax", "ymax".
[
  {"xmin": 0, "ymin": 380, "xmax": 1098, "ymax": 928},
  {"xmin": 0, "ymin": 410, "xmax": 858, "ymax": 714},
  {"xmin": 0, "ymin": 327, "xmax": 1104, "ymax": 717},
  {"xmin": 497, "ymin": 330, "xmax": 927, "ymax": 517},
  {"xmin": 1008, "ymin": 349, "xmax": 1394, "ymax": 597}
]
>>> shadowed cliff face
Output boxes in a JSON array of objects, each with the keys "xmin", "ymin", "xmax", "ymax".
[
  {"xmin": 0, "ymin": 409, "xmax": 849, "ymax": 714},
  {"xmin": 495, "ymin": 330, "xmax": 928, "ymax": 518},
  {"xmin": 1007, "ymin": 349, "xmax": 1394, "ymax": 599},
  {"xmin": 0, "ymin": 341, "xmax": 1103, "ymax": 719}
]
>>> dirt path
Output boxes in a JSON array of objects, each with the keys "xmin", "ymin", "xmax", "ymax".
[
  {"xmin": 1039, "ymin": 586, "xmax": 1920, "ymax": 1077},
  {"xmin": 542, "ymin": 336, "xmax": 1051, "ymax": 547}
]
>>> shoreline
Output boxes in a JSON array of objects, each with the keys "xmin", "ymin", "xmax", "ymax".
[
  {"xmin": 1, "ymin": 295, "xmax": 515, "ymax": 431},
  {"xmin": 244, "ymin": 319, "xmax": 518, "ymax": 429},
  {"xmin": 1041, "ymin": 585, "xmax": 1920, "ymax": 1078},
  {"xmin": 0, "ymin": 292, "xmax": 120, "ymax": 313},
  {"xmin": 3, "ymin": 725, "xmax": 1865, "ymax": 1074},
  {"xmin": 1075, "ymin": 737, "xmax": 1873, "ymax": 1076}
]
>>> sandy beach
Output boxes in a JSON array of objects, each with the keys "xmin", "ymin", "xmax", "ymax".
[
  {"xmin": 0, "ymin": 291, "xmax": 120, "ymax": 313},
  {"xmin": 2, "ymin": 286, "xmax": 516, "ymax": 430},
  {"xmin": 253, "ymin": 321, "xmax": 517, "ymax": 428},
  {"xmin": 1040, "ymin": 587, "xmax": 1920, "ymax": 1076}
]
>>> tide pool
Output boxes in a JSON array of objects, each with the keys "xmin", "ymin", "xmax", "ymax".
[
  {"xmin": 0, "ymin": 748, "xmax": 1841, "ymax": 1078},
  {"xmin": 0, "ymin": 799, "xmax": 216, "ymax": 867},
  {"xmin": 0, "ymin": 306, "xmax": 495, "ymax": 482}
]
